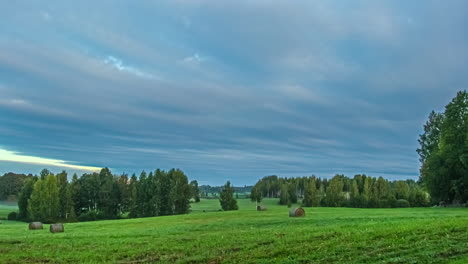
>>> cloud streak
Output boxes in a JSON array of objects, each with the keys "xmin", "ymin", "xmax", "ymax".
[{"xmin": 0, "ymin": 149, "xmax": 101, "ymax": 172}]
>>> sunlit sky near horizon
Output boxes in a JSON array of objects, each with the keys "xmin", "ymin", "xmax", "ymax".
[{"xmin": 1, "ymin": 1, "xmax": 467, "ymax": 185}]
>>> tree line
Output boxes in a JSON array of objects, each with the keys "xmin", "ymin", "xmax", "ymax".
[
  {"xmin": 250, "ymin": 174, "xmax": 429, "ymax": 208},
  {"xmin": 199, "ymin": 185, "xmax": 253, "ymax": 198},
  {"xmin": 15, "ymin": 168, "xmax": 200, "ymax": 223},
  {"xmin": 417, "ymin": 90, "xmax": 467, "ymax": 205}
]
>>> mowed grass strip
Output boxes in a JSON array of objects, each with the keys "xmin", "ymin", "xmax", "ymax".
[{"xmin": 0, "ymin": 199, "xmax": 467, "ymax": 263}]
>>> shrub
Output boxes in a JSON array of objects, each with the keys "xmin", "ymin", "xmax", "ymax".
[
  {"xmin": 396, "ymin": 199, "xmax": 410, "ymax": 208},
  {"xmin": 7, "ymin": 211, "xmax": 18, "ymax": 221},
  {"xmin": 77, "ymin": 211, "xmax": 103, "ymax": 222}
]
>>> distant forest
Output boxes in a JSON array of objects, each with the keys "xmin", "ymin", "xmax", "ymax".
[
  {"xmin": 250, "ymin": 175, "xmax": 429, "ymax": 208},
  {"xmin": 1, "ymin": 168, "xmax": 200, "ymax": 223}
]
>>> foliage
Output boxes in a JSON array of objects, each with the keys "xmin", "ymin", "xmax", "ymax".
[
  {"xmin": 0, "ymin": 172, "xmax": 29, "ymax": 200},
  {"xmin": 254, "ymin": 174, "xmax": 430, "ymax": 208},
  {"xmin": 189, "ymin": 180, "xmax": 201, "ymax": 202},
  {"xmin": 219, "ymin": 181, "xmax": 238, "ymax": 211},
  {"xmin": 18, "ymin": 167, "xmax": 192, "ymax": 223},
  {"xmin": 7, "ymin": 211, "xmax": 17, "ymax": 220},
  {"xmin": 17, "ymin": 178, "xmax": 35, "ymax": 221},
  {"xmin": 418, "ymin": 90, "xmax": 467, "ymax": 204}
]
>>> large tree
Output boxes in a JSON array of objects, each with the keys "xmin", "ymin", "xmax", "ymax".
[
  {"xmin": 420, "ymin": 90, "xmax": 467, "ymax": 203},
  {"xmin": 171, "ymin": 169, "xmax": 191, "ymax": 215}
]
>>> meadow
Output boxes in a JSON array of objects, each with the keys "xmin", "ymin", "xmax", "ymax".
[{"xmin": 0, "ymin": 199, "xmax": 467, "ymax": 263}]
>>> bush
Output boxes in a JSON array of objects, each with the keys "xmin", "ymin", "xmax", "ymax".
[
  {"xmin": 77, "ymin": 211, "xmax": 103, "ymax": 222},
  {"xmin": 396, "ymin": 199, "xmax": 410, "ymax": 208},
  {"xmin": 7, "ymin": 211, "xmax": 18, "ymax": 221}
]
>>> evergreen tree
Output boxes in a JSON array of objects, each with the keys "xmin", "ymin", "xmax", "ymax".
[
  {"xmin": 17, "ymin": 178, "xmax": 35, "ymax": 221},
  {"xmin": 136, "ymin": 171, "xmax": 147, "ymax": 217},
  {"xmin": 219, "ymin": 181, "xmax": 238, "ymax": 211},
  {"xmin": 157, "ymin": 169, "xmax": 174, "ymax": 216},
  {"xmin": 71, "ymin": 173, "xmax": 82, "ymax": 216},
  {"xmin": 171, "ymin": 169, "xmax": 191, "ymax": 214},
  {"xmin": 56, "ymin": 171, "xmax": 69, "ymax": 219},
  {"xmin": 98, "ymin": 168, "xmax": 118, "ymax": 218},
  {"xmin": 128, "ymin": 174, "xmax": 138, "ymax": 218}
]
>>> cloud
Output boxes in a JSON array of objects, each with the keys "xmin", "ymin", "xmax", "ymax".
[
  {"xmin": 0, "ymin": 1, "xmax": 467, "ymax": 184},
  {"xmin": 103, "ymin": 55, "xmax": 156, "ymax": 79},
  {"xmin": 0, "ymin": 148, "xmax": 101, "ymax": 172}
]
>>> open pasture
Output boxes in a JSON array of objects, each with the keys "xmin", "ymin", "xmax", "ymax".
[{"xmin": 0, "ymin": 199, "xmax": 467, "ymax": 263}]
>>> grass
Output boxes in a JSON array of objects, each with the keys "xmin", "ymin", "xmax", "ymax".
[{"xmin": 0, "ymin": 199, "xmax": 467, "ymax": 263}]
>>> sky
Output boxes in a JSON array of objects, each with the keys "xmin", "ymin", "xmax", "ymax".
[{"xmin": 0, "ymin": 1, "xmax": 467, "ymax": 185}]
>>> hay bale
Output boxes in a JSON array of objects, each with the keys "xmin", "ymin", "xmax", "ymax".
[
  {"xmin": 29, "ymin": 222, "xmax": 43, "ymax": 230},
  {"xmin": 289, "ymin": 207, "xmax": 305, "ymax": 217},
  {"xmin": 257, "ymin": 205, "xmax": 267, "ymax": 211},
  {"xmin": 50, "ymin": 223, "xmax": 64, "ymax": 233}
]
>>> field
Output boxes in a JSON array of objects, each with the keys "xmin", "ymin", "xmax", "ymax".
[
  {"xmin": 0, "ymin": 202, "xmax": 17, "ymax": 219},
  {"xmin": 1, "ymin": 199, "xmax": 467, "ymax": 263}
]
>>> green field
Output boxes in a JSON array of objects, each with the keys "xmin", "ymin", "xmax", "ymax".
[{"xmin": 1, "ymin": 199, "xmax": 467, "ymax": 263}]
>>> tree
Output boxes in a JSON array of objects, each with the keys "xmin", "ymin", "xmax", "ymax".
[
  {"xmin": 420, "ymin": 90, "xmax": 467, "ymax": 203},
  {"xmin": 57, "ymin": 171, "xmax": 70, "ymax": 219},
  {"xmin": 70, "ymin": 173, "xmax": 82, "ymax": 216},
  {"xmin": 288, "ymin": 182, "xmax": 298, "ymax": 203},
  {"xmin": 250, "ymin": 185, "xmax": 262, "ymax": 205},
  {"xmin": 171, "ymin": 169, "xmax": 191, "ymax": 215},
  {"xmin": 17, "ymin": 178, "xmax": 35, "ymax": 221},
  {"xmin": 219, "ymin": 181, "xmax": 238, "ymax": 211},
  {"xmin": 189, "ymin": 180, "xmax": 201, "ymax": 202},
  {"xmin": 302, "ymin": 177, "xmax": 318, "ymax": 207},
  {"xmin": 279, "ymin": 183, "xmax": 290, "ymax": 205},
  {"xmin": 40, "ymin": 169, "xmax": 51, "ymax": 180},
  {"xmin": 156, "ymin": 169, "xmax": 173, "ymax": 216},
  {"xmin": 417, "ymin": 111, "xmax": 444, "ymax": 164},
  {"xmin": 349, "ymin": 180, "xmax": 359, "ymax": 207},
  {"xmin": 395, "ymin": 181, "xmax": 410, "ymax": 200},
  {"xmin": 128, "ymin": 174, "xmax": 138, "ymax": 218},
  {"xmin": 28, "ymin": 174, "xmax": 60, "ymax": 223},
  {"xmin": 326, "ymin": 175, "xmax": 344, "ymax": 207},
  {"xmin": 98, "ymin": 168, "xmax": 118, "ymax": 218}
]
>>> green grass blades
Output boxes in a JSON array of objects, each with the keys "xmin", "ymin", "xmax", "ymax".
[{"xmin": 1, "ymin": 199, "xmax": 467, "ymax": 263}]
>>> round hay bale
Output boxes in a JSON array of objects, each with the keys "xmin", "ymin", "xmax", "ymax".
[
  {"xmin": 29, "ymin": 222, "xmax": 43, "ymax": 230},
  {"xmin": 289, "ymin": 207, "xmax": 305, "ymax": 217},
  {"xmin": 257, "ymin": 205, "xmax": 267, "ymax": 211},
  {"xmin": 50, "ymin": 223, "xmax": 64, "ymax": 233}
]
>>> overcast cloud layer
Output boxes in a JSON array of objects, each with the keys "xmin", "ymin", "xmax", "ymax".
[{"xmin": 1, "ymin": 1, "xmax": 467, "ymax": 185}]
